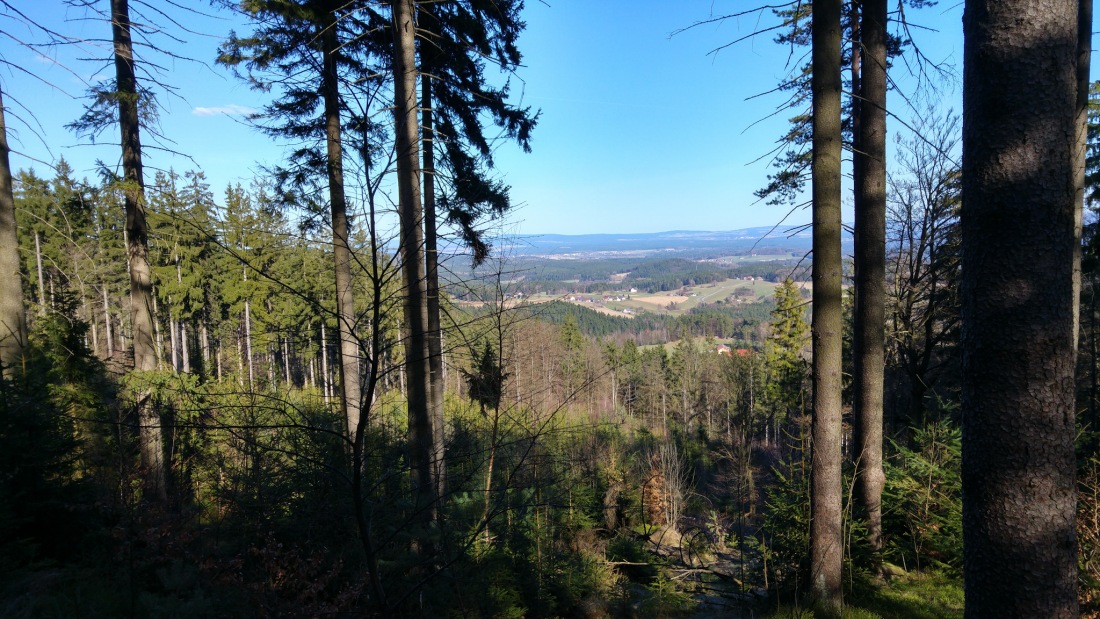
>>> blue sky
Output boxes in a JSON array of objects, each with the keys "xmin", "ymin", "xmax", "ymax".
[{"xmin": 0, "ymin": 1, "xmax": 985, "ymax": 235}]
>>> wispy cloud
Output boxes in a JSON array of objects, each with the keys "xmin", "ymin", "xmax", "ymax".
[{"xmin": 192, "ymin": 104, "xmax": 257, "ymax": 117}]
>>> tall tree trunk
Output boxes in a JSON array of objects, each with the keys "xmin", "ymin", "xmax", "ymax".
[
  {"xmin": 181, "ymin": 321, "xmax": 190, "ymax": 374},
  {"xmin": 961, "ymin": 0, "xmax": 1079, "ymax": 616},
  {"xmin": 809, "ymin": 0, "xmax": 844, "ymax": 613},
  {"xmin": 320, "ymin": 18, "xmax": 362, "ymax": 439},
  {"xmin": 103, "ymin": 285, "xmax": 114, "ymax": 358},
  {"xmin": 113, "ymin": 0, "xmax": 163, "ymax": 501},
  {"xmin": 321, "ymin": 320, "xmax": 331, "ymax": 403},
  {"xmin": 91, "ymin": 302, "xmax": 100, "ymax": 356},
  {"xmin": 244, "ymin": 299, "xmax": 254, "ymax": 388},
  {"xmin": 0, "ymin": 87, "xmax": 27, "ymax": 379},
  {"xmin": 177, "ymin": 260, "xmax": 190, "ymax": 374},
  {"xmin": 169, "ymin": 312, "xmax": 179, "ymax": 372},
  {"xmin": 34, "ymin": 230, "xmax": 46, "ymax": 314},
  {"xmin": 235, "ymin": 329, "xmax": 244, "ymax": 386},
  {"xmin": 392, "ymin": 0, "xmax": 437, "ymax": 526},
  {"xmin": 201, "ymin": 319, "xmax": 210, "ymax": 375},
  {"xmin": 853, "ymin": 0, "xmax": 887, "ymax": 576},
  {"xmin": 420, "ymin": 21, "xmax": 447, "ymax": 503}
]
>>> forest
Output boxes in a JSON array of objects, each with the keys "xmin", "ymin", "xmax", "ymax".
[{"xmin": 0, "ymin": 1, "xmax": 1097, "ymax": 618}]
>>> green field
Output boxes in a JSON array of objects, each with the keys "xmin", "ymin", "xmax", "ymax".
[{"xmin": 523, "ymin": 277, "xmax": 787, "ymax": 318}]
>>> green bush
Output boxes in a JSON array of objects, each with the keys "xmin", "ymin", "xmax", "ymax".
[{"xmin": 881, "ymin": 421, "xmax": 963, "ymax": 574}]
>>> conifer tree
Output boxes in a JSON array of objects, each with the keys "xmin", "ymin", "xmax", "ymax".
[
  {"xmin": 66, "ymin": 0, "xmax": 163, "ymax": 499},
  {"xmin": 852, "ymin": 0, "xmax": 888, "ymax": 573},
  {"xmin": 809, "ymin": 0, "xmax": 844, "ymax": 612},
  {"xmin": 764, "ymin": 279, "xmax": 809, "ymax": 441},
  {"xmin": 418, "ymin": 0, "xmax": 538, "ymax": 498},
  {"xmin": 961, "ymin": 0, "xmax": 1080, "ymax": 614},
  {"xmin": 391, "ymin": 0, "xmax": 436, "ymax": 527},
  {"xmin": 218, "ymin": 0, "xmax": 384, "ymax": 434}
]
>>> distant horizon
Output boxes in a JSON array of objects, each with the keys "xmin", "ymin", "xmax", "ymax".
[{"xmin": 504, "ymin": 223, "xmax": 847, "ymax": 239}]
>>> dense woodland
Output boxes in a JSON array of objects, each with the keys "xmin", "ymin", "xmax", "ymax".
[{"xmin": 1, "ymin": 1, "xmax": 1098, "ymax": 617}]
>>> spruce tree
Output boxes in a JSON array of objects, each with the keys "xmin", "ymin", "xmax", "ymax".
[
  {"xmin": 961, "ymin": 0, "xmax": 1080, "ymax": 614},
  {"xmin": 809, "ymin": 0, "xmax": 844, "ymax": 611}
]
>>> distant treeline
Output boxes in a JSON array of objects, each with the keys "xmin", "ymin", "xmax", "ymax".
[{"xmin": 486, "ymin": 256, "xmax": 806, "ymax": 296}]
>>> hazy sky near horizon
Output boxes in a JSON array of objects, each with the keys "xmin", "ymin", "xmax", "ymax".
[{"xmin": 0, "ymin": 1, "xmax": 1009, "ymax": 236}]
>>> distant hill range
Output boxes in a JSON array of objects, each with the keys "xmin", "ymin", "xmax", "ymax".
[{"xmin": 496, "ymin": 226, "xmax": 853, "ymax": 258}]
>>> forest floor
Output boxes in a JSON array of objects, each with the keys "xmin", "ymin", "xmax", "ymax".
[{"xmin": 628, "ymin": 523, "xmax": 964, "ymax": 619}]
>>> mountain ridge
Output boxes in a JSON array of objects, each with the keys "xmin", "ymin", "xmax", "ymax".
[{"xmin": 493, "ymin": 226, "xmax": 851, "ymax": 257}]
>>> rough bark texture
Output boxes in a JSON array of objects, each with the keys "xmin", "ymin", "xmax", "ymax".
[
  {"xmin": 320, "ymin": 20, "xmax": 362, "ymax": 439},
  {"xmin": 0, "ymin": 88, "xmax": 27, "ymax": 379},
  {"xmin": 809, "ymin": 0, "xmax": 844, "ymax": 613},
  {"xmin": 420, "ymin": 18, "xmax": 447, "ymax": 501},
  {"xmin": 113, "ymin": 0, "xmax": 163, "ymax": 501},
  {"xmin": 853, "ymin": 0, "xmax": 887, "ymax": 572},
  {"xmin": 392, "ymin": 0, "xmax": 437, "ymax": 523},
  {"xmin": 961, "ymin": 1, "xmax": 1079, "ymax": 616}
]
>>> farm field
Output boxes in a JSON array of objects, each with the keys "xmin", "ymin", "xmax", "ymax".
[{"xmin": 517, "ymin": 277, "xmax": 794, "ymax": 317}]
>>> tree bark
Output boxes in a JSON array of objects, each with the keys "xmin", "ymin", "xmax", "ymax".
[
  {"xmin": 103, "ymin": 285, "xmax": 114, "ymax": 358},
  {"xmin": 809, "ymin": 0, "xmax": 844, "ymax": 613},
  {"xmin": 170, "ymin": 313, "xmax": 179, "ymax": 372},
  {"xmin": 113, "ymin": 0, "xmax": 163, "ymax": 501},
  {"xmin": 321, "ymin": 320, "xmax": 331, "ymax": 403},
  {"xmin": 201, "ymin": 319, "xmax": 210, "ymax": 375},
  {"xmin": 420, "ymin": 15, "xmax": 447, "ymax": 503},
  {"xmin": 34, "ymin": 230, "xmax": 46, "ymax": 313},
  {"xmin": 320, "ymin": 18, "xmax": 363, "ymax": 439},
  {"xmin": 392, "ymin": 0, "xmax": 437, "ymax": 526},
  {"xmin": 853, "ymin": 0, "xmax": 887, "ymax": 575},
  {"xmin": 181, "ymin": 321, "xmax": 190, "ymax": 374},
  {"xmin": 961, "ymin": 0, "xmax": 1079, "ymax": 616},
  {"xmin": 152, "ymin": 288, "xmax": 163, "ymax": 369},
  {"xmin": 0, "ymin": 87, "xmax": 27, "ymax": 379},
  {"xmin": 244, "ymin": 298, "xmax": 254, "ymax": 388}
]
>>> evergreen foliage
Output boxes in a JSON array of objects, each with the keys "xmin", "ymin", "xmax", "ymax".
[{"xmin": 4, "ymin": 1, "xmax": 1093, "ymax": 616}]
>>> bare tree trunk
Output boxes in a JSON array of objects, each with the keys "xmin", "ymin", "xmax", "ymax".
[
  {"xmin": 961, "ymin": 0, "xmax": 1079, "ymax": 616},
  {"xmin": 235, "ymin": 329, "xmax": 244, "ymax": 387},
  {"xmin": 0, "ymin": 87, "xmax": 27, "ymax": 379},
  {"xmin": 181, "ymin": 321, "xmax": 190, "ymax": 374},
  {"xmin": 321, "ymin": 320, "xmax": 331, "ymax": 403},
  {"xmin": 201, "ymin": 319, "xmax": 210, "ymax": 375},
  {"xmin": 113, "ymin": 0, "xmax": 162, "ymax": 501},
  {"xmin": 809, "ymin": 0, "xmax": 844, "ymax": 613},
  {"xmin": 319, "ymin": 19, "xmax": 362, "ymax": 438},
  {"xmin": 34, "ymin": 230, "xmax": 46, "ymax": 314},
  {"xmin": 392, "ymin": 0, "xmax": 437, "ymax": 526},
  {"xmin": 103, "ymin": 286, "xmax": 114, "ymax": 358},
  {"xmin": 420, "ymin": 29, "xmax": 447, "ymax": 503},
  {"xmin": 244, "ymin": 299, "xmax": 254, "ymax": 388},
  {"xmin": 91, "ymin": 303, "xmax": 100, "ymax": 355},
  {"xmin": 169, "ymin": 313, "xmax": 179, "ymax": 373},
  {"xmin": 853, "ymin": 0, "xmax": 887, "ymax": 576},
  {"xmin": 176, "ymin": 259, "xmax": 189, "ymax": 374},
  {"xmin": 482, "ymin": 404, "xmax": 500, "ymax": 545}
]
